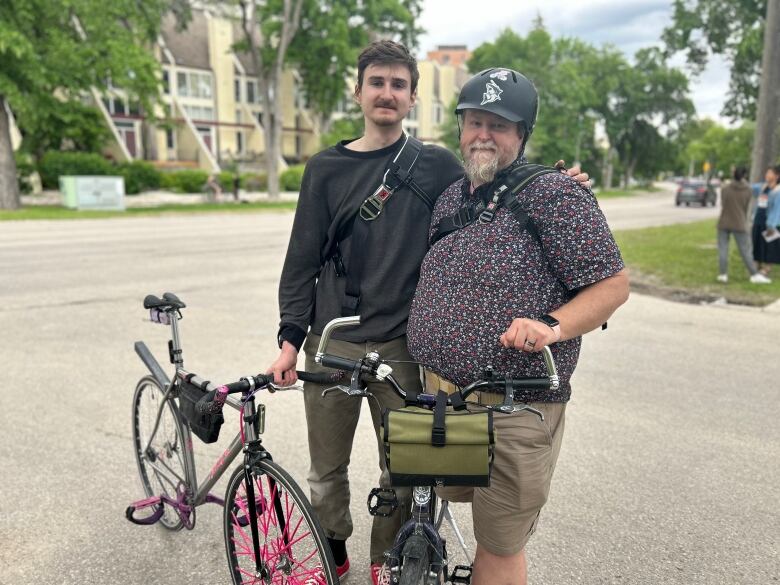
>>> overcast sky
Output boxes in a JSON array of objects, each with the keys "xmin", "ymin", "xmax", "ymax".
[{"xmin": 417, "ymin": 0, "xmax": 731, "ymax": 125}]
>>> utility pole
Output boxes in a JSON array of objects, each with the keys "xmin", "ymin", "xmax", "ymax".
[{"xmin": 751, "ymin": 0, "xmax": 780, "ymax": 182}]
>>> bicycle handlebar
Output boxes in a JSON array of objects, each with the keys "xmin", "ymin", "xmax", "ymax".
[
  {"xmin": 313, "ymin": 316, "xmax": 560, "ymax": 413},
  {"xmin": 181, "ymin": 370, "xmax": 345, "ymax": 415}
]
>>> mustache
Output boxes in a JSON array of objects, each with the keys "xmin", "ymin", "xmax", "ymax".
[
  {"xmin": 469, "ymin": 141, "xmax": 497, "ymax": 152},
  {"xmin": 375, "ymin": 101, "xmax": 396, "ymax": 109}
]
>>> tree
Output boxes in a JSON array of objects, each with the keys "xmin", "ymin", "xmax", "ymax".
[
  {"xmin": 223, "ymin": 0, "xmax": 422, "ymax": 199},
  {"xmin": 663, "ymin": 0, "xmax": 780, "ymax": 181},
  {"xmin": 686, "ymin": 121, "xmax": 755, "ymax": 176},
  {"xmin": 292, "ymin": 0, "xmax": 422, "ymax": 135},
  {"xmin": 599, "ymin": 48, "xmax": 694, "ymax": 187},
  {"xmin": 467, "ymin": 26, "xmax": 603, "ymax": 172},
  {"xmin": 465, "ymin": 23, "xmax": 693, "ymax": 187},
  {"xmin": 0, "ymin": 0, "xmax": 179, "ymax": 209}
]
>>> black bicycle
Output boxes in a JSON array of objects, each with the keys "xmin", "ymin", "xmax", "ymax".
[
  {"xmin": 126, "ymin": 292, "xmax": 341, "ymax": 585},
  {"xmin": 309, "ymin": 316, "xmax": 559, "ymax": 585}
]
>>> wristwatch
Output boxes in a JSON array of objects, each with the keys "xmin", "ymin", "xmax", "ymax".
[{"xmin": 538, "ymin": 314, "xmax": 561, "ymax": 341}]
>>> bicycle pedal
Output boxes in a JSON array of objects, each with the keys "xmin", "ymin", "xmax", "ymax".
[
  {"xmin": 125, "ymin": 496, "xmax": 165, "ymax": 526},
  {"xmin": 367, "ymin": 487, "xmax": 398, "ymax": 517},
  {"xmin": 448, "ymin": 565, "xmax": 472, "ymax": 584}
]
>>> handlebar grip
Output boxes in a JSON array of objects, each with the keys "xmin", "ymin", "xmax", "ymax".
[
  {"xmin": 297, "ymin": 370, "xmax": 347, "ymax": 384},
  {"xmin": 320, "ymin": 354, "xmax": 360, "ymax": 372},
  {"xmin": 508, "ymin": 378, "xmax": 554, "ymax": 391}
]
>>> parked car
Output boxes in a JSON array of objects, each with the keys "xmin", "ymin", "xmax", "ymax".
[{"xmin": 675, "ymin": 180, "xmax": 717, "ymax": 207}]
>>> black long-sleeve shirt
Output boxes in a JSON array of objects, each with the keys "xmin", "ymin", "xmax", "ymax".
[{"xmin": 278, "ymin": 136, "xmax": 463, "ymax": 349}]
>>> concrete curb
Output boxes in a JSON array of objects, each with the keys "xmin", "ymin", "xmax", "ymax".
[{"xmin": 22, "ymin": 189, "xmax": 299, "ymax": 207}]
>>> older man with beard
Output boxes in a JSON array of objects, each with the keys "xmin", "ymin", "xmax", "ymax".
[{"xmin": 407, "ymin": 69, "xmax": 629, "ymax": 585}]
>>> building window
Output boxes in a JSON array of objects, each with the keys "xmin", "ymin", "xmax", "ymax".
[
  {"xmin": 246, "ymin": 80, "xmax": 257, "ymax": 104},
  {"xmin": 237, "ymin": 131, "xmax": 244, "ymax": 154},
  {"xmin": 183, "ymin": 105, "xmax": 214, "ymax": 120},
  {"xmin": 407, "ymin": 105, "xmax": 418, "ymax": 121},
  {"xmin": 255, "ymin": 111, "xmax": 264, "ymax": 126},
  {"xmin": 166, "ymin": 128, "xmax": 175, "ymax": 150},
  {"xmin": 234, "ymin": 78, "xmax": 242, "ymax": 102},
  {"xmin": 162, "ymin": 70, "xmax": 170, "ymax": 95},
  {"xmin": 433, "ymin": 103, "xmax": 443, "ymax": 125},
  {"xmin": 177, "ymin": 70, "xmax": 213, "ymax": 99},
  {"xmin": 177, "ymin": 72, "xmax": 187, "ymax": 96}
]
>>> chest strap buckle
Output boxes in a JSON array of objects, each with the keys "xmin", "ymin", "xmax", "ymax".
[{"xmin": 359, "ymin": 184, "xmax": 394, "ymax": 221}]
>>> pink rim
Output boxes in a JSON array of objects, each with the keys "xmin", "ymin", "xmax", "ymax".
[{"xmin": 228, "ymin": 473, "xmax": 328, "ymax": 584}]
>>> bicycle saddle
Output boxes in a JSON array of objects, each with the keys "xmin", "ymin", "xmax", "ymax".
[{"xmin": 143, "ymin": 292, "xmax": 187, "ymax": 310}]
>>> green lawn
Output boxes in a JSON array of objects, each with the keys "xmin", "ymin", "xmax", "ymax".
[
  {"xmin": 614, "ymin": 218, "xmax": 780, "ymax": 306},
  {"xmin": 0, "ymin": 200, "xmax": 297, "ymax": 220}
]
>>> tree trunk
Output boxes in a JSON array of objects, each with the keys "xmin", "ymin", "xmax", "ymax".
[
  {"xmin": 0, "ymin": 96, "xmax": 21, "ymax": 210},
  {"xmin": 751, "ymin": 0, "xmax": 780, "ymax": 183},
  {"xmin": 624, "ymin": 157, "xmax": 637, "ymax": 189},
  {"xmin": 262, "ymin": 76, "xmax": 281, "ymax": 199},
  {"xmin": 603, "ymin": 147, "xmax": 615, "ymax": 189}
]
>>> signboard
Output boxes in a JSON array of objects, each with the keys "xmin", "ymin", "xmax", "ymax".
[{"xmin": 60, "ymin": 176, "xmax": 125, "ymax": 210}]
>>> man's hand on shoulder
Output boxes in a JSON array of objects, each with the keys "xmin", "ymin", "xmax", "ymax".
[
  {"xmin": 555, "ymin": 159, "xmax": 591, "ymax": 190},
  {"xmin": 266, "ymin": 341, "xmax": 299, "ymax": 385}
]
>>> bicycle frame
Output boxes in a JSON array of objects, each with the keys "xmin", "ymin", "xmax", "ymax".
[{"xmin": 132, "ymin": 317, "xmax": 270, "ymax": 528}]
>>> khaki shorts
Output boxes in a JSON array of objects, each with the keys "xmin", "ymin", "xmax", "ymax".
[{"xmin": 435, "ymin": 400, "xmax": 566, "ymax": 556}]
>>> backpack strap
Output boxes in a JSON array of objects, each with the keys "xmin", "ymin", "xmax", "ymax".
[
  {"xmin": 340, "ymin": 135, "xmax": 429, "ymax": 316},
  {"xmin": 431, "ymin": 163, "xmax": 557, "ymax": 246}
]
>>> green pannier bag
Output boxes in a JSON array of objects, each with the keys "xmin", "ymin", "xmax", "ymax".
[{"xmin": 382, "ymin": 399, "xmax": 494, "ymax": 487}]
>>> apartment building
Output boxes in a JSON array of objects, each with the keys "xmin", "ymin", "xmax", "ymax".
[
  {"xmin": 96, "ymin": 10, "xmax": 319, "ymax": 172},
  {"xmin": 9, "ymin": 18, "xmax": 469, "ymax": 171}
]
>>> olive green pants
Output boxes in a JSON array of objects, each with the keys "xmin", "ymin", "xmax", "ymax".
[{"xmin": 303, "ymin": 334, "xmax": 420, "ymax": 564}]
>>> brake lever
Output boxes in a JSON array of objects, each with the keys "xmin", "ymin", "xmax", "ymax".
[
  {"xmin": 321, "ymin": 385, "xmax": 370, "ymax": 397},
  {"xmin": 268, "ymin": 383, "xmax": 304, "ymax": 393},
  {"xmin": 495, "ymin": 403, "xmax": 544, "ymax": 420}
]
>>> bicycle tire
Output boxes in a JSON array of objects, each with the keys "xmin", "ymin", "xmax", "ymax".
[
  {"xmin": 398, "ymin": 549, "xmax": 430, "ymax": 585},
  {"xmin": 224, "ymin": 459, "xmax": 338, "ymax": 585},
  {"xmin": 131, "ymin": 375, "xmax": 189, "ymax": 530}
]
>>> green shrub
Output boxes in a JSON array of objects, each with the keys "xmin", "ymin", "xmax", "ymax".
[
  {"xmin": 159, "ymin": 172, "xmax": 177, "ymax": 190},
  {"xmin": 218, "ymin": 171, "xmax": 240, "ymax": 192},
  {"xmin": 165, "ymin": 169, "xmax": 209, "ymax": 193},
  {"xmin": 280, "ymin": 165, "xmax": 305, "ymax": 191},
  {"xmin": 243, "ymin": 172, "xmax": 267, "ymax": 192},
  {"xmin": 118, "ymin": 161, "xmax": 161, "ymax": 195},
  {"xmin": 38, "ymin": 151, "xmax": 114, "ymax": 189}
]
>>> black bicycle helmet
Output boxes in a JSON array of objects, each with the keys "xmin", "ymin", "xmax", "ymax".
[{"xmin": 455, "ymin": 68, "xmax": 539, "ymax": 136}]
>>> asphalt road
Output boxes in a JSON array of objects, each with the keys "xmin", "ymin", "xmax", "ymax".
[{"xmin": 0, "ymin": 193, "xmax": 777, "ymax": 585}]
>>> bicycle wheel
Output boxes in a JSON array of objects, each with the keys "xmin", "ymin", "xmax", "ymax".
[
  {"xmin": 224, "ymin": 459, "xmax": 338, "ymax": 585},
  {"xmin": 131, "ymin": 375, "xmax": 188, "ymax": 530},
  {"xmin": 398, "ymin": 548, "xmax": 430, "ymax": 585}
]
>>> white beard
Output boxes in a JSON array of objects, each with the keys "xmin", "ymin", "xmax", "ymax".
[{"xmin": 464, "ymin": 149, "xmax": 500, "ymax": 185}]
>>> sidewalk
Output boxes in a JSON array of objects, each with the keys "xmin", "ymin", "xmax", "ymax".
[{"xmin": 21, "ymin": 189, "xmax": 300, "ymax": 207}]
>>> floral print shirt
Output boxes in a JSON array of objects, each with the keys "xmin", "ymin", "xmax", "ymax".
[{"xmin": 407, "ymin": 172, "xmax": 624, "ymax": 402}]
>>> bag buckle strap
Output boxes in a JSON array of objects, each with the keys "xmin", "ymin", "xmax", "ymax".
[
  {"xmin": 359, "ymin": 181, "xmax": 394, "ymax": 221},
  {"xmin": 478, "ymin": 201, "xmax": 499, "ymax": 224}
]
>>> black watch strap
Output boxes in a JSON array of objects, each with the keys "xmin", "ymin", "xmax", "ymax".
[{"xmin": 538, "ymin": 314, "xmax": 559, "ymax": 328}]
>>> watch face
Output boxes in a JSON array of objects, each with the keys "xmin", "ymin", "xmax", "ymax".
[{"xmin": 540, "ymin": 314, "xmax": 559, "ymax": 328}]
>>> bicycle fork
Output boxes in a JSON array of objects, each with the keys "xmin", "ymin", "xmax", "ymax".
[{"xmin": 386, "ymin": 487, "xmax": 444, "ymax": 585}]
